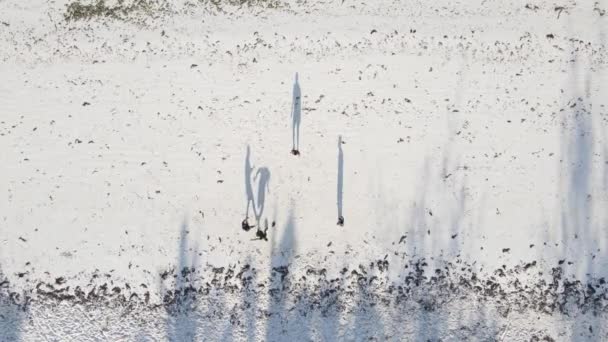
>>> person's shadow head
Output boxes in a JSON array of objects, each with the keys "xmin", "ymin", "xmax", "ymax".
[{"xmin": 292, "ymin": 73, "xmax": 301, "ymax": 98}]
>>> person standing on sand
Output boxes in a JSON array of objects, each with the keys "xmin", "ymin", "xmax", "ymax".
[
  {"xmin": 253, "ymin": 218, "xmax": 269, "ymax": 241},
  {"xmin": 291, "ymin": 72, "xmax": 302, "ymax": 155}
]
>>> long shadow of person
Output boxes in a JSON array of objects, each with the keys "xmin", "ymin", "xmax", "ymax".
[
  {"xmin": 265, "ymin": 208, "xmax": 297, "ymax": 339},
  {"xmin": 0, "ymin": 266, "xmax": 22, "ymax": 342},
  {"xmin": 162, "ymin": 218, "xmax": 201, "ymax": 341},
  {"xmin": 291, "ymin": 73, "xmax": 302, "ymax": 155},
  {"xmin": 243, "ymin": 145, "xmax": 256, "ymax": 231},
  {"xmin": 337, "ymin": 135, "xmax": 344, "ymax": 226},
  {"xmin": 254, "ymin": 167, "xmax": 271, "ymax": 225}
]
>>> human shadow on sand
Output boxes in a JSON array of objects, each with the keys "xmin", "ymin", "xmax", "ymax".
[
  {"xmin": 243, "ymin": 145, "xmax": 256, "ymax": 231},
  {"xmin": 290, "ymin": 73, "xmax": 302, "ymax": 155},
  {"xmin": 337, "ymin": 135, "xmax": 344, "ymax": 226}
]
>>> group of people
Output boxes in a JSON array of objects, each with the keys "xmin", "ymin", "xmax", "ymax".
[
  {"xmin": 242, "ymin": 145, "xmax": 271, "ymax": 241},
  {"xmin": 242, "ymin": 217, "xmax": 270, "ymax": 241},
  {"xmin": 241, "ymin": 73, "xmax": 301, "ymax": 241},
  {"xmin": 242, "ymin": 73, "xmax": 344, "ymax": 241}
]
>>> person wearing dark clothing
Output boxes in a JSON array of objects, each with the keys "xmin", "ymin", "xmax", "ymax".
[
  {"xmin": 242, "ymin": 218, "xmax": 255, "ymax": 232},
  {"xmin": 253, "ymin": 219, "xmax": 269, "ymax": 241}
]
